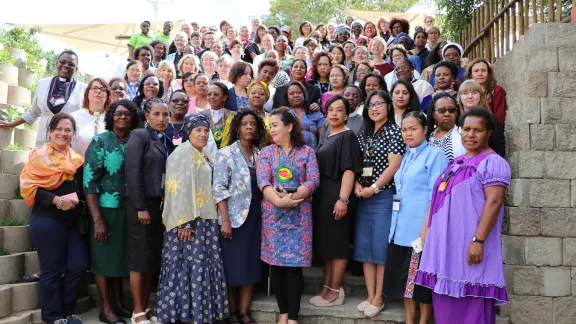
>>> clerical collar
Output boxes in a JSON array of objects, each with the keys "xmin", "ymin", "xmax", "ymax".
[
  {"xmin": 58, "ymin": 77, "xmax": 71, "ymax": 82},
  {"xmin": 408, "ymin": 141, "xmax": 428, "ymax": 153}
]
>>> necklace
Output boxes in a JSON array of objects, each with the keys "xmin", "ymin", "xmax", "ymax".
[
  {"xmin": 276, "ymin": 145, "xmax": 296, "ymax": 183},
  {"xmin": 85, "ymin": 108, "xmax": 103, "ymax": 135},
  {"xmin": 238, "ymin": 142, "xmax": 258, "ymax": 169}
]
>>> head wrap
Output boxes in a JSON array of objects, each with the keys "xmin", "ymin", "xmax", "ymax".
[
  {"xmin": 351, "ymin": 20, "xmax": 363, "ymax": 29},
  {"xmin": 184, "ymin": 113, "xmax": 210, "ymax": 133},
  {"xmin": 247, "ymin": 80, "xmax": 270, "ymax": 101},
  {"xmin": 280, "ymin": 26, "xmax": 290, "ymax": 33},
  {"xmin": 393, "ymin": 32, "xmax": 413, "ymax": 49},
  {"xmin": 442, "ymin": 42, "xmax": 464, "ymax": 58},
  {"xmin": 334, "ymin": 25, "xmax": 351, "ymax": 37}
]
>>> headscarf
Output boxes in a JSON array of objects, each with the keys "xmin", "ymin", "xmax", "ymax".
[
  {"xmin": 351, "ymin": 20, "xmax": 363, "ymax": 30},
  {"xmin": 394, "ymin": 32, "xmax": 413, "ymax": 49},
  {"xmin": 20, "ymin": 143, "xmax": 84, "ymax": 206},
  {"xmin": 162, "ymin": 139, "xmax": 217, "ymax": 231},
  {"xmin": 184, "ymin": 113, "xmax": 210, "ymax": 133},
  {"xmin": 247, "ymin": 80, "xmax": 270, "ymax": 101},
  {"xmin": 442, "ymin": 42, "xmax": 464, "ymax": 58},
  {"xmin": 334, "ymin": 25, "xmax": 351, "ymax": 38}
]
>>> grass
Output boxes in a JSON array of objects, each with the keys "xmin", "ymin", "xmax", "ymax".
[
  {"xmin": 14, "ymin": 185, "xmax": 23, "ymax": 199},
  {"xmin": 0, "ymin": 216, "xmax": 28, "ymax": 226},
  {"xmin": 7, "ymin": 144, "xmax": 23, "ymax": 151},
  {"xmin": 0, "ymin": 248, "xmax": 9, "ymax": 256},
  {"xmin": 0, "ymin": 171, "xmax": 8, "ymax": 174}
]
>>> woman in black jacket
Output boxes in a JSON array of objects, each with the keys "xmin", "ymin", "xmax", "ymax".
[
  {"xmin": 125, "ymin": 97, "xmax": 175, "ymax": 324},
  {"xmin": 272, "ymin": 59, "xmax": 321, "ymax": 111}
]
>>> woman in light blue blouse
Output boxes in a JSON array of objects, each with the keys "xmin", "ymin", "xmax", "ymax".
[
  {"xmin": 383, "ymin": 111, "xmax": 448, "ymax": 324},
  {"xmin": 213, "ymin": 109, "xmax": 268, "ymax": 324}
]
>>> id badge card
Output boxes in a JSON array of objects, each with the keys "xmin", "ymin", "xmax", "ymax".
[
  {"xmin": 172, "ymin": 137, "xmax": 182, "ymax": 146},
  {"xmin": 362, "ymin": 167, "xmax": 373, "ymax": 177},
  {"xmin": 52, "ymin": 97, "xmax": 66, "ymax": 106},
  {"xmin": 161, "ymin": 173, "xmax": 166, "ymax": 189},
  {"xmin": 393, "ymin": 194, "xmax": 400, "ymax": 211}
]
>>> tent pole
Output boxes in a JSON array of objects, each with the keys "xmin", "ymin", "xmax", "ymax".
[{"xmin": 153, "ymin": 0, "xmax": 158, "ymax": 38}]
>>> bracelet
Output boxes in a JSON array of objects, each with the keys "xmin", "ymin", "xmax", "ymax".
[
  {"xmin": 56, "ymin": 197, "xmax": 65, "ymax": 209},
  {"xmin": 338, "ymin": 197, "xmax": 350, "ymax": 205},
  {"xmin": 371, "ymin": 184, "xmax": 381, "ymax": 194}
]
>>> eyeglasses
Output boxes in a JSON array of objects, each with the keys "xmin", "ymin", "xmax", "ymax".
[
  {"xmin": 357, "ymin": 68, "xmax": 371, "ymax": 73},
  {"xmin": 312, "ymin": 35, "xmax": 320, "ymax": 39},
  {"xmin": 182, "ymin": 78, "xmax": 194, "ymax": 83},
  {"xmin": 368, "ymin": 101, "xmax": 388, "ymax": 110},
  {"xmin": 392, "ymin": 54, "xmax": 404, "ymax": 58},
  {"xmin": 435, "ymin": 108, "xmax": 458, "ymax": 114},
  {"xmin": 444, "ymin": 53, "xmax": 460, "ymax": 58},
  {"xmin": 171, "ymin": 98, "xmax": 189, "ymax": 104},
  {"xmin": 90, "ymin": 86, "xmax": 108, "ymax": 92},
  {"xmin": 58, "ymin": 60, "xmax": 77, "ymax": 68},
  {"xmin": 111, "ymin": 86, "xmax": 126, "ymax": 92},
  {"xmin": 143, "ymin": 82, "xmax": 159, "ymax": 86},
  {"xmin": 113, "ymin": 111, "xmax": 132, "ymax": 117}
]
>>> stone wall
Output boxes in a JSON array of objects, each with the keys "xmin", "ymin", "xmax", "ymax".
[{"xmin": 494, "ymin": 23, "xmax": 576, "ymax": 324}]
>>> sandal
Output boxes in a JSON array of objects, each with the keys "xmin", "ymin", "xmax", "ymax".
[
  {"xmin": 308, "ymin": 285, "xmax": 329, "ymax": 305},
  {"xmin": 239, "ymin": 313, "xmax": 257, "ymax": 324},
  {"xmin": 144, "ymin": 308, "xmax": 161, "ymax": 324},
  {"xmin": 228, "ymin": 313, "xmax": 240, "ymax": 324},
  {"xmin": 130, "ymin": 312, "xmax": 151, "ymax": 324},
  {"xmin": 22, "ymin": 273, "xmax": 40, "ymax": 283}
]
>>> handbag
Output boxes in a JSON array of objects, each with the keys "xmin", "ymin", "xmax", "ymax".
[{"xmin": 76, "ymin": 200, "xmax": 90, "ymax": 234}]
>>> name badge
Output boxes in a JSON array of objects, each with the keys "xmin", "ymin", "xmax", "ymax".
[
  {"xmin": 172, "ymin": 137, "xmax": 182, "ymax": 146},
  {"xmin": 51, "ymin": 97, "xmax": 66, "ymax": 106},
  {"xmin": 161, "ymin": 173, "xmax": 165, "ymax": 189},
  {"xmin": 393, "ymin": 194, "xmax": 400, "ymax": 211},
  {"xmin": 362, "ymin": 167, "xmax": 373, "ymax": 177}
]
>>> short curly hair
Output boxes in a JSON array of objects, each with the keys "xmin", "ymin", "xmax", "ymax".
[
  {"xmin": 310, "ymin": 51, "xmax": 332, "ymax": 81},
  {"xmin": 226, "ymin": 108, "xmax": 267, "ymax": 148},
  {"xmin": 389, "ymin": 17, "xmax": 410, "ymax": 35},
  {"xmin": 104, "ymin": 99, "xmax": 139, "ymax": 131}
]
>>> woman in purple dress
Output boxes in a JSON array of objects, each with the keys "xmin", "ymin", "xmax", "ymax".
[{"xmin": 414, "ymin": 108, "xmax": 511, "ymax": 324}]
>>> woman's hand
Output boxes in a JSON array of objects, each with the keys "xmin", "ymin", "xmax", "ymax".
[
  {"xmin": 354, "ymin": 182, "xmax": 363, "ymax": 198},
  {"xmin": 467, "ymin": 242, "xmax": 484, "ymax": 266},
  {"xmin": 276, "ymin": 193, "xmax": 303, "ymax": 208},
  {"xmin": 56, "ymin": 196, "xmax": 78, "ymax": 211},
  {"xmin": 137, "ymin": 210, "xmax": 151, "ymax": 225},
  {"xmin": 0, "ymin": 120, "xmax": 14, "ymax": 128},
  {"xmin": 333, "ymin": 200, "xmax": 347, "ymax": 220},
  {"xmin": 93, "ymin": 219, "xmax": 108, "ymax": 244},
  {"xmin": 177, "ymin": 228, "xmax": 195, "ymax": 241},
  {"xmin": 419, "ymin": 226, "xmax": 428, "ymax": 245},
  {"xmin": 250, "ymin": 52, "xmax": 257, "ymax": 59},
  {"xmin": 361, "ymin": 186, "xmax": 375, "ymax": 199},
  {"xmin": 274, "ymin": 186, "xmax": 289, "ymax": 198},
  {"xmin": 220, "ymin": 220, "xmax": 232, "ymax": 239},
  {"xmin": 291, "ymin": 186, "xmax": 310, "ymax": 200},
  {"xmin": 310, "ymin": 103, "xmax": 320, "ymax": 112}
]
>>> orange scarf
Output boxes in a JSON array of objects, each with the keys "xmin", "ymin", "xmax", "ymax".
[{"xmin": 20, "ymin": 143, "xmax": 84, "ymax": 206}]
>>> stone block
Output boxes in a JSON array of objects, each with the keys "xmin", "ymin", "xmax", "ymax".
[
  {"xmin": 544, "ymin": 152, "xmax": 576, "ymax": 179},
  {"xmin": 521, "ymin": 97, "xmax": 542, "ymax": 124},
  {"xmin": 507, "ymin": 207, "xmax": 541, "ymax": 236},
  {"xmin": 564, "ymin": 239, "xmax": 576, "ymax": 266},
  {"xmin": 1, "ymin": 226, "xmax": 33, "ymax": 253},
  {"xmin": 525, "ymin": 23, "xmax": 547, "ymax": 48},
  {"xmin": 513, "ymin": 266, "xmax": 541, "ymax": 295},
  {"xmin": 23, "ymin": 251, "xmax": 39, "ymax": 275},
  {"xmin": 0, "ymin": 174, "xmax": 19, "ymax": 199},
  {"xmin": 572, "ymin": 268, "xmax": 576, "ymax": 296},
  {"xmin": 528, "ymin": 47, "xmax": 558, "ymax": 72},
  {"xmin": 555, "ymin": 124, "xmax": 576, "ymax": 151},
  {"xmin": 9, "ymin": 282, "xmax": 39, "ymax": 312},
  {"xmin": 251, "ymin": 310, "xmax": 277, "ymax": 323},
  {"xmin": 505, "ymin": 124, "xmax": 530, "ymax": 154},
  {"xmin": 572, "ymin": 180, "xmax": 576, "ymax": 208},
  {"xmin": 0, "ymin": 286, "xmax": 11, "ymax": 318},
  {"xmin": 505, "ymin": 179, "xmax": 530, "ymax": 207},
  {"xmin": 0, "ymin": 199, "xmax": 9, "ymax": 220},
  {"xmin": 502, "ymin": 235, "xmax": 526, "ymax": 265},
  {"xmin": 525, "ymin": 237, "xmax": 562, "ymax": 266},
  {"xmin": 553, "ymin": 296, "xmax": 576, "ymax": 324},
  {"xmin": 8, "ymin": 199, "xmax": 30, "ymax": 222},
  {"xmin": 504, "ymin": 265, "xmax": 514, "ymax": 293},
  {"xmin": 510, "ymin": 295, "xmax": 553, "ymax": 324},
  {"xmin": 517, "ymin": 151, "xmax": 544, "ymax": 178},
  {"xmin": 541, "ymin": 267, "xmax": 571, "ymax": 296},
  {"xmin": 530, "ymin": 179, "xmax": 571, "ymax": 207},
  {"xmin": 0, "ymin": 253, "xmax": 24, "ymax": 285},
  {"xmin": 541, "ymin": 97, "xmax": 576, "ymax": 124},
  {"xmin": 0, "ymin": 149, "xmax": 28, "ymax": 174},
  {"xmin": 524, "ymin": 71, "xmax": 548, "ymax": 98},
  {"xmin": 529, "ymin": 125, "xmax": 553, "ymax": 152},
  {"xmin": 547, "ymin": 23, "xmax": 576, "ymax": 48},
  {"xmin": 549, "ymin": 72, "xmax": 576, "ymax": 98},
  {"xmin": 542, "ymin": 209, "xmax": 576, "ymax": 237},
  {"xmin": 558, "ymin": 47, "xmax": 576, "ymax": 72}
]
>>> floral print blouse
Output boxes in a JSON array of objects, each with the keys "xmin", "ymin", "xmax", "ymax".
[{"xmin": 83, "ymin": 131, "xmax": 127, "ymax": 208}]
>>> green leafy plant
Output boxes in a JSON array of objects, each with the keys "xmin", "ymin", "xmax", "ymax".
[
  {"xmin": 0, "ymin": 27, "xmax": 43, "ymax": 57},
  {"xmin": 0, "ymin": 216, "xmax": 28, "ymax": 226},
  {"xmin": 20, "ymin": 55, "xmax": 41, "ymax": 72},
  {"xmin": 14, "ymin": 184, "xmax": 23, "ymax": 199},
  {"xmin": 0, "ymin": 49, "xmax": 15, "ymax": 65},
  {"xmin": 0, "ymin": 105, "xmax": 22, "ymax": 122},
  {"xmin": 7, "ymin": 144, "xmax": 23, "ymax": 151},
  {"xmin": 0, "ymin": 248, "xmax": 9, "ymax": 256}
]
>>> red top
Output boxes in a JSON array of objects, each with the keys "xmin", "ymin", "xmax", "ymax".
[
  {"xmin": 374, "ymin": 62, "xmax": 394, "ymax": 78},
  {"xmin": 488, "ymin": 85, "xmax": 506, "ymax": 127}
]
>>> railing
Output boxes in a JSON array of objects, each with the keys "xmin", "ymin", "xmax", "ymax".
[{"xmin": 460, "ymin": 0, "xmax": 574, "ymax": 62}]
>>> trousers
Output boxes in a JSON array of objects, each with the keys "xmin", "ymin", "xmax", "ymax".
[{"xmin": 270, "ymin": 265, "xmax": 303, "ymax": 321}]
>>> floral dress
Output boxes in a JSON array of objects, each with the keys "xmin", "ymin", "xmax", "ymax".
[
  {"xmin": 256, "ymin": 144, "xmax": 320, "ymax": 267},
  {"xmin": 83, "ymin": 131, "xmax": 128, "ymax": 277}
]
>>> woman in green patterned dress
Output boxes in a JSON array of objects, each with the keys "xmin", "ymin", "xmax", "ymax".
[{"xmin": 84, "ymin": 99, "xmax": 140, "ymax": 323}]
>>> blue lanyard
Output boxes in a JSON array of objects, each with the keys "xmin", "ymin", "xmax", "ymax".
[
  {"xmin": 397, "ymin": 143, "xmax": 427, "ymax": 195},
  {"xmin": 155, "ymin": 130, "xmax": 169, "ymax": 158},
  {"xmin": 316, "ymin": 80, "xmax": 331, "ymax": 94}
]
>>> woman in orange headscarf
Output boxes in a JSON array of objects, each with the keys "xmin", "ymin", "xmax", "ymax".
[{"xmin": 20, "ymin": 112, "xmax": 87, "ymax": 324}]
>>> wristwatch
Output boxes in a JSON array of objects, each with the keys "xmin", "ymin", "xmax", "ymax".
[
  {"xmin": 371, "ymin": 183, "xmax": 381, "ymax": 194},
  {"xmin": 472, "ymin": 236, "xmax": 485, "ymax": 244},
  {"xmin": 338, "ymin": 197, "xmax": 350, "ymax": 205}
]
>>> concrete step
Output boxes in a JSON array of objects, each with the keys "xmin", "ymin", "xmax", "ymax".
[
  {"xmin": 303, "ymin": 266, "xmax": 367, "ymax": 298},
  {"xmin": 0, "ymin": 226, "xmax": 33, "ymax": 253},
  {"xmin": 0, "ymin": 297, "xmax": 91, "ymax": 324},
  {"xmin": 0, "ymin": 252, "xmax": 38, "ymax": 285}
]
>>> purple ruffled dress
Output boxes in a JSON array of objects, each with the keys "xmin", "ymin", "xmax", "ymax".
[{"xmin": 414, "ymin": 152, "xmax": 510, "ymax": 324}]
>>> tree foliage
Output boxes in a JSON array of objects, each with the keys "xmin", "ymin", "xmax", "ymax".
[{"xmin": 262, "ymin": 0, "xmax": 419, "ymax": 33}]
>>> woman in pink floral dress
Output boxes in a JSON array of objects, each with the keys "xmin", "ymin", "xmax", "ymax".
[{"xmin": 257, "ymin": 108, "xmax": 320, "ymax": 324}]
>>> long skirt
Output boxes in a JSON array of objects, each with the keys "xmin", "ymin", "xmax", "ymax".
[
  {"xmin": 432, "ymin": 293, "xmax": 496, "ymax": 324},
  {"xmin": 155, "ymin": 218, "xmax": 229, "ymax": 323}
]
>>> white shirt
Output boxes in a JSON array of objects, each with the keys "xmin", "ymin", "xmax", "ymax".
[{"xmin": 70, "ymin": 108, "xmax": 106, "ymax": 156}]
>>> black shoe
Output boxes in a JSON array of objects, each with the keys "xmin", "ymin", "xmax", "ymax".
[
  {"xmin": 66, "ymin": 315, "xmax": 83, "ymax": 324},
  {"xmin": 22, "ymin": 273, "xmax": 40, "ymax": 282},
  {"xmin": 99, "ymin": 313, "xmax": 126, "ymax": 324}
]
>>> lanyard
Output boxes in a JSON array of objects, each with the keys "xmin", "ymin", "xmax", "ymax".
[
  {"xmin": 85, "ymin": 109, "xmax": 102, "ymax": 136},
  {"xmin": 50, "ymin": 77, "xmax": 73, "ymax": 100},
  {"xmin": 316, "ymin": 80, "xmax": 331, "ymax": 94},
  {"xmin": 364, "ymin": 124, "xmax": 386, "ymax": 158},
  {"xmin": 127, "ymin": 82, "xmax": 139, "ymax": 99},
  {"xmin": 155, "ymin": 130, "xmax": 169, "ymax": 158},
  {"xmin": 397, "ymin": 143, "xmax": 426, "ymax": 195},
  {"xmin": 276, "ymin": 145, "xmax": 296, "ymax": 169}
]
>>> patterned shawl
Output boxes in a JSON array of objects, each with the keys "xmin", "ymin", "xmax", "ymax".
[
  {"xmin": 162, "ymin": 142, "xmax": 218, "ymax": 231},
  {"xmin": 20, "ymin": 143, "xmax": 84, "ymax": 206}
]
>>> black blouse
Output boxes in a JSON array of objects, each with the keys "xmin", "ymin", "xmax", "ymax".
[{"xmin": 357, "ymin": 122, "xmax": 405, "ymax": 189}]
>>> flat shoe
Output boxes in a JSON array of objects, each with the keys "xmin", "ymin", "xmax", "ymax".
[
  {"xmin": 364, "ymin": 303, "xmax": 385, "ymax": 317},
  {"xmin": 309, "ymin": 295, "xmax": 324, "ymax": 305},
  {"xmin": 356, "ymin": 300, "xmax": 370, "ymax": 312}
]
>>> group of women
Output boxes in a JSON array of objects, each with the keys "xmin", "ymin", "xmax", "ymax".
[{"xmin": 0, "ymin": 13, "xmax": 511, "ymax": 324}]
